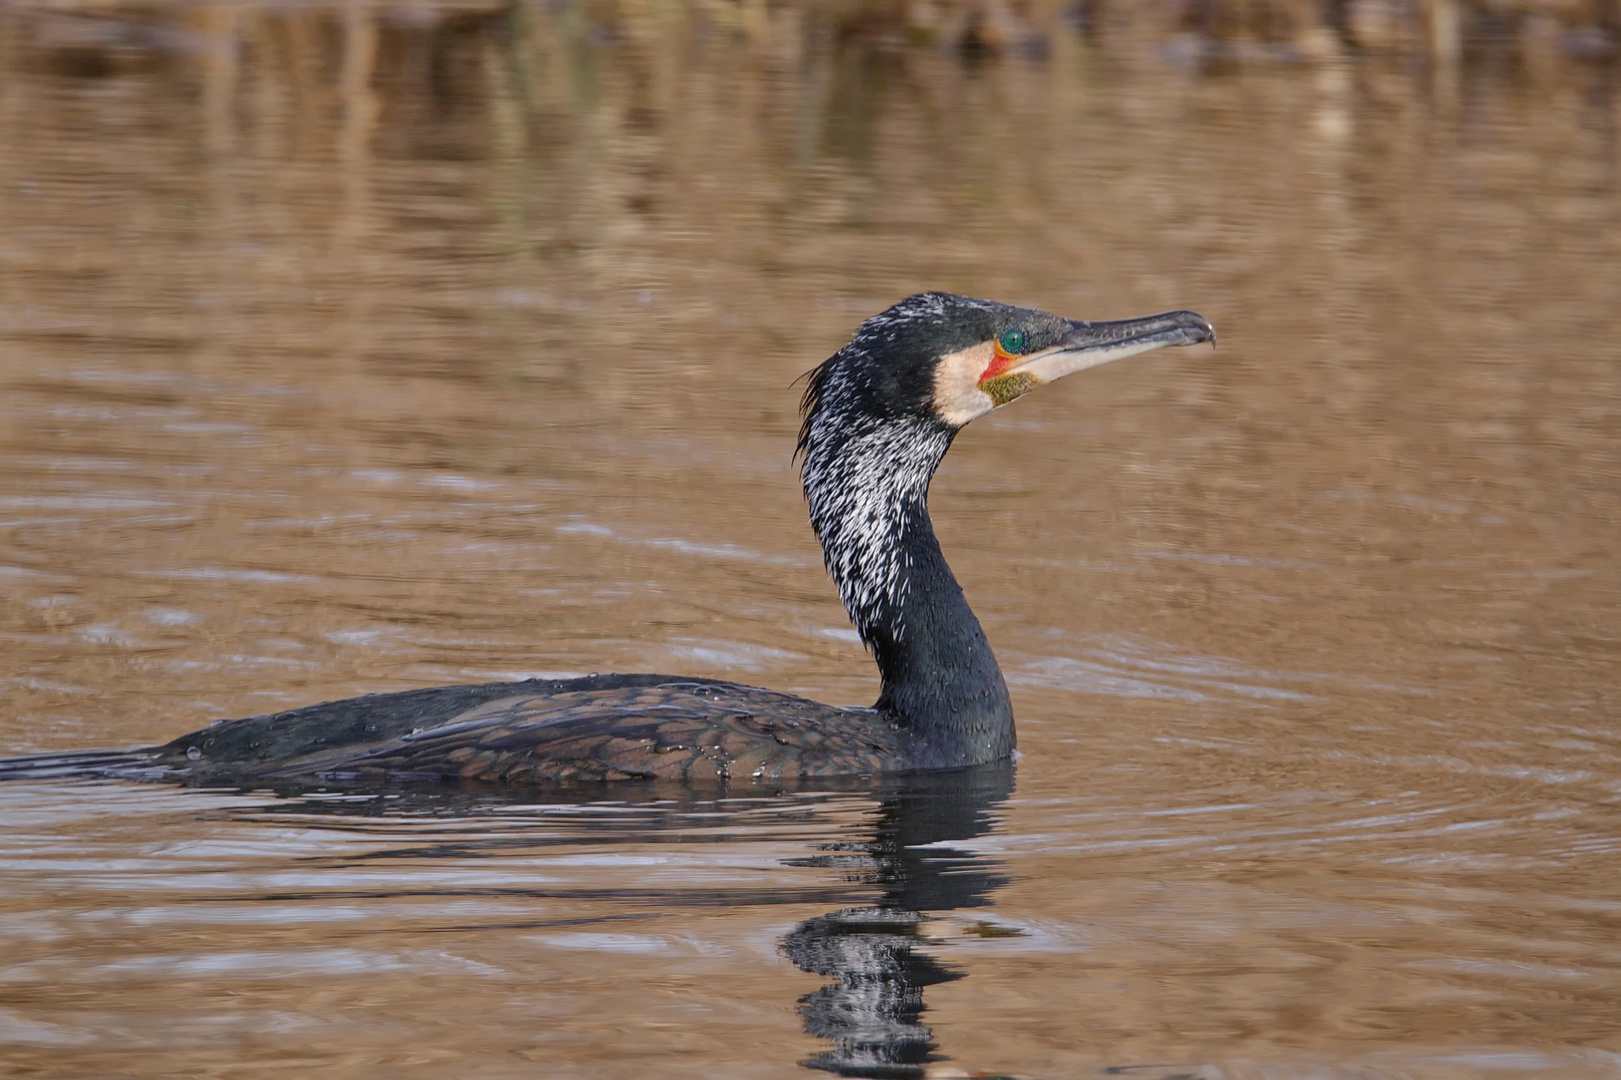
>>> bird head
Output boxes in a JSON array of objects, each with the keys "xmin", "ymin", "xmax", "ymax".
[{"xmin": 798, "ymin": 292, "xmax": 1215, "ymax": 447}]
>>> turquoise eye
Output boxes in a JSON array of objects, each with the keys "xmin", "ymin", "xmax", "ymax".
[{"xmin": 999, "ymin": 328, "xmax": 1026, "ymax": 354}]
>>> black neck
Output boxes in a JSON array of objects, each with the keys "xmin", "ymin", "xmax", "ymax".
[
  {"xmin": 866, "ymin": 500, "xmax": 1015, "ymax": 766},
  {"xmin": 801, "ymin": 415, "xmax": 1014, "ymax": 767}
]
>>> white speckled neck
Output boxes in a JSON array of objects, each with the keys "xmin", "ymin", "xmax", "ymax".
[{"xmin": 800, "ymin": 396, "xmax": 951, "ymax": 650}]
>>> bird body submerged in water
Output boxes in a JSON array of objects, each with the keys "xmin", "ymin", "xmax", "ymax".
[{"xmin": 6, "ymin": 294, "xmax": 1212, "ymax": 787}]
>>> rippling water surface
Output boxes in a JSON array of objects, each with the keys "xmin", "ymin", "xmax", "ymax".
[{"xmin": 2, "ymin": 4, "xmax": 1619, "ymax": 1077}]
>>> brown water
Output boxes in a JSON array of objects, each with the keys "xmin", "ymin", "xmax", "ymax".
[{"xmin": 3, "ymin": 5, "xmax": 1621, "ymax": 1078}]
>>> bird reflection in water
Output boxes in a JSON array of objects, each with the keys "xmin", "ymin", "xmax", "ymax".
[
  {"xmin": 229, "ymin": 764, "xmax": 1017, "ymax": 1077},
  {"xmin": 782, "ymin": 762, "xmax": 1014, "ymax": 1078}
]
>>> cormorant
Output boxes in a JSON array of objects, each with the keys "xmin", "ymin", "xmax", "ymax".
[{"xmin": 4, "ymin": 293, "xmax": 1212, "ymax": 786}]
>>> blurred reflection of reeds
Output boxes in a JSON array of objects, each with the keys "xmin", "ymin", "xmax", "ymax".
[{"xmin": 3, "ymin": 0, "xmax": 1620, "ymax": 69}]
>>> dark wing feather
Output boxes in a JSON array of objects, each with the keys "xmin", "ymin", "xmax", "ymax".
[{"xmin": 147, "ymin": 676, "xmax": 910, "ymax": 785}]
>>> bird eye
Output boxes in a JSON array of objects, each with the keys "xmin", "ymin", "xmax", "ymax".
[{"xmin": 998, "ymin": 329, "xmax": 1026, "ymax": 354}]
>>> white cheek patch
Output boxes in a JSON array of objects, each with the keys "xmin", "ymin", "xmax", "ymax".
[{"xmin": 931, "ymin": 341, "xmax": 997, "ymax": 427}]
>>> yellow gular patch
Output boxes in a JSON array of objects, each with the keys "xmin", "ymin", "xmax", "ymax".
[
  {"xmin": 931, "ymin": 341, "xmax": 997, "ymax": 427},
  {"xmin": 979, "ymin": 371, "xmax": 1038, "ymax": 408}
]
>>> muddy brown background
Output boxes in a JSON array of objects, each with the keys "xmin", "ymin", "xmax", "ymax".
[{"xmin": 1, "ymin": 3, "xmax": 1618, "ymax": 1078}]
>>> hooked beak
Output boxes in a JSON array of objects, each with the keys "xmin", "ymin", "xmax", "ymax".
[{"xmin": 978, "ymin": 310, "xmax": 1215, "ymax": 407}]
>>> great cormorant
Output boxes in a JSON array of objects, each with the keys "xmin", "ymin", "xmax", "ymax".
[{"xmin": 2, "ymin": 293, "xmax": 1213, "ymax": 786}]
